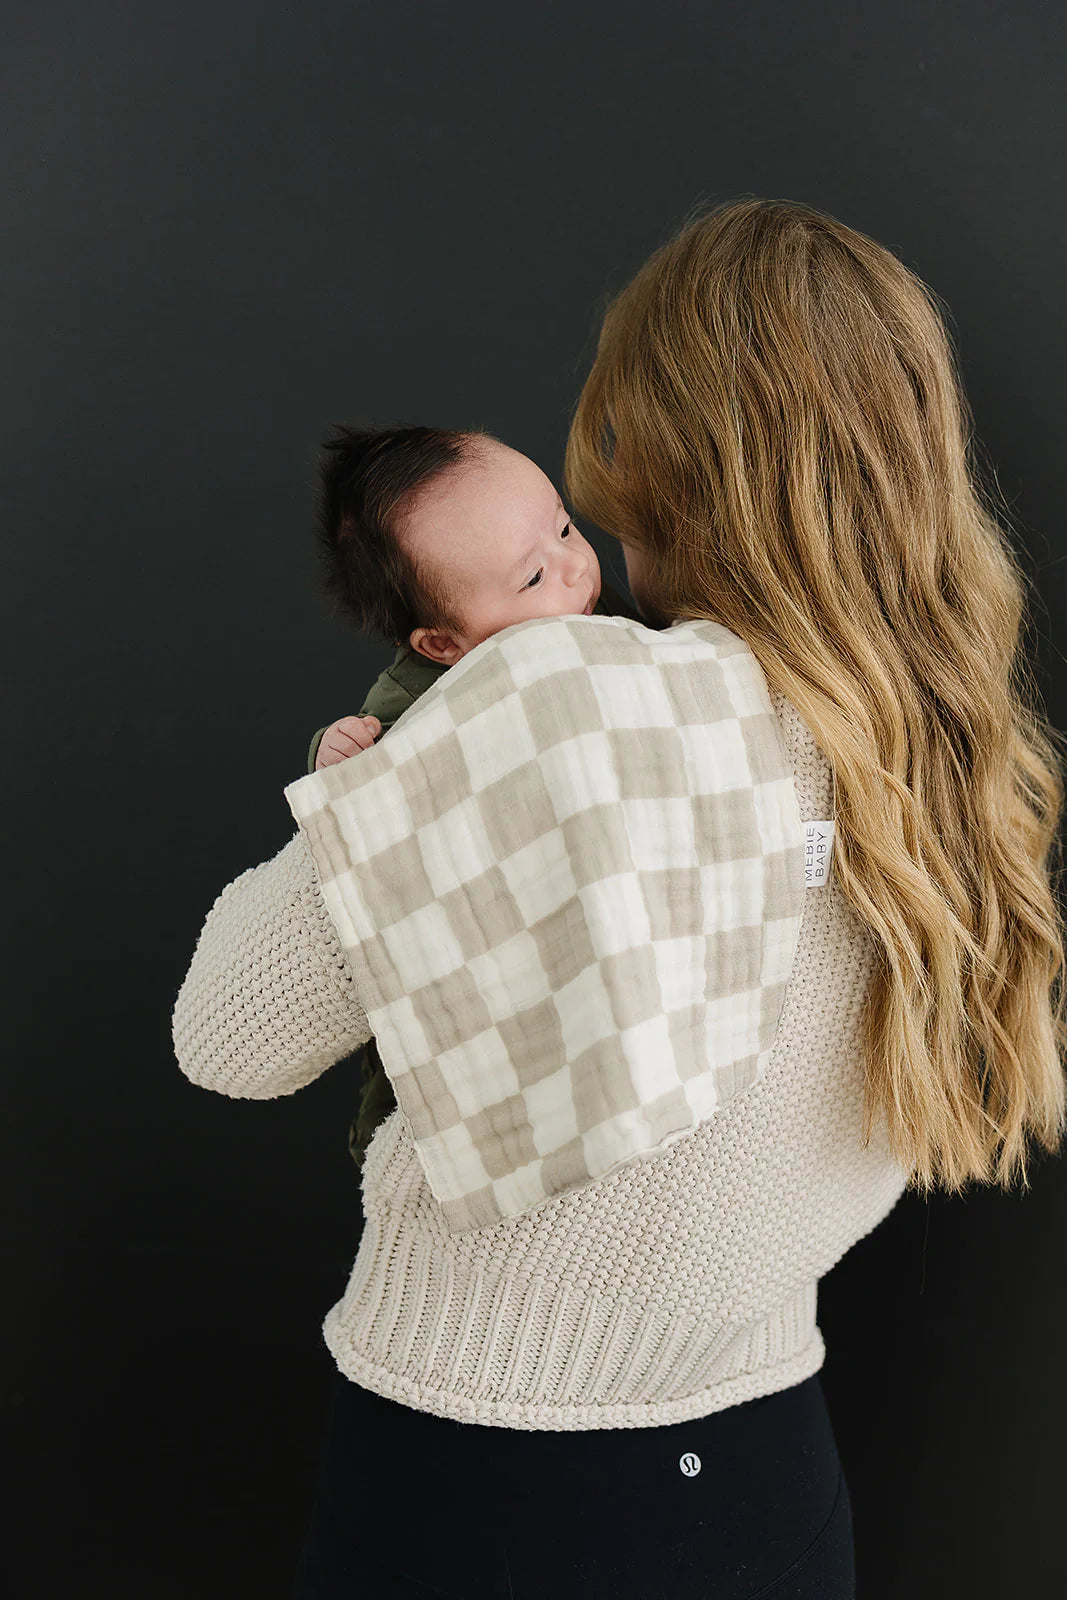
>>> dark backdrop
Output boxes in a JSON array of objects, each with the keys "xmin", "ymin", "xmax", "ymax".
[{"xmin": 5, "ymin": 2, "xmax": 1066, "ymax": 1595}]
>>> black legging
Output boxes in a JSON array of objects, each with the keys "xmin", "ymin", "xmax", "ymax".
[{"xmin": 292, "ymin": 1367, "xmax": 856, "ymax": 1598}]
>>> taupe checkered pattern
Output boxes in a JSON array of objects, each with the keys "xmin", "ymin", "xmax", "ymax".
[{"xmin": 284, "ymin": 614, "xmax": 807, "ymax": 1233}]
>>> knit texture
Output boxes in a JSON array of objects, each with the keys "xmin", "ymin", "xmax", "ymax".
[
  {"xmin": 172, "ymin": 835, "xmax": 373, "ymax": 1100},
  {"xmin": 173, "ymin": 690, "xmax": 910, "ymax": 1430}
]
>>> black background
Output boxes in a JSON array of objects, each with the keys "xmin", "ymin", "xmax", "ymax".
[{"xmin": 5, "ymin": 2, "xmax": 1066, "ymax": 1594}]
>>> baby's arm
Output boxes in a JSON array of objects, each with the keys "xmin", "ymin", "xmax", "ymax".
[{"xmin": 306, "ymin": 660, "xmax": 412, "ymax": 773}]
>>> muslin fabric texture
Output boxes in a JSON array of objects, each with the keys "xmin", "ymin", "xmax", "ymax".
[
  {"xmin": 283, "ymin": 613, "xmax": 808, "ymax": 1234},
  {"xmin": 306, "ymin": 578, "xmax": 645, "ymax": 1174},
  {"xmin": 173, "ymin": 639, "xmax": 910, "ymax": 1429}
]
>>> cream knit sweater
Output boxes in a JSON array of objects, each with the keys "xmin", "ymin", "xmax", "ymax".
[{"xmin": 172, "ymin": 689, "xmax": 910, "ymax": 1430}]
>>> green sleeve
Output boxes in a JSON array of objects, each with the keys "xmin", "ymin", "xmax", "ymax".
[
  {"xmin": 307, "ymin": 725, "xmax": 330, "ymax": 775},
  {"xmin": 305, "ymin": 659, "xmax": 417, "ymax": 775},
  {"xmin": 356, "ymin": 665, "xmax": 419, "ymax": 730}
]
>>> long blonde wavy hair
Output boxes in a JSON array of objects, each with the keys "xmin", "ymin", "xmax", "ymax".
[{"xmin": 565, "ymin": 196, "xmax": 1067, "ymax": 1196}]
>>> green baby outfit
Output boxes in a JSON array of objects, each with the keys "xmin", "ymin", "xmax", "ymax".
[{"xmin": 305, "ymin": 579, "xmax": 647, "ymax": 1176}]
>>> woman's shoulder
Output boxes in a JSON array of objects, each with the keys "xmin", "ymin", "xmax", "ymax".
[
  {"xmin": 382, "ymin": 615, "xmax": 773, "ymax": 768},
  {"xmin": 450, "ymin": 608, "xmax": 751, "ymax": 670},
  {"xmin": 477, "ymin": 612, "xmax": 767, "ymax": 707}
]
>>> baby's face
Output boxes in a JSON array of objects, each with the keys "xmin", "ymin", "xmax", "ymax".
[{"xmin": 400, "ymin": 440, "xmax": 601, "ymax": 665}]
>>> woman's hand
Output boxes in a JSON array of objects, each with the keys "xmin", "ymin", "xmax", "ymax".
[{"xmin": 314, "ymin": 715, "xmax": 382, "ymax": 769}]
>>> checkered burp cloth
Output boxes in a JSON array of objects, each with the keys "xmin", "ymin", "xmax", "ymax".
[{"xmin": 284, "ymin": 613, "xmax": 807, "ymax": 1233}]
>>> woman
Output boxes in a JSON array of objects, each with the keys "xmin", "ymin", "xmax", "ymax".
[{"xmin": 172, "ymin": 198, "xmax": 1067, "ymax": 1598}]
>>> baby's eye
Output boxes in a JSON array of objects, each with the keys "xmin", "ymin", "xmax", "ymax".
[{"xmin": 524, "ymin": 525, "xmax": 573, "ymax": 589}]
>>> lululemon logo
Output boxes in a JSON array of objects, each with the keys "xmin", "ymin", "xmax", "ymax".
[{"xmin": 679, "ymin": 1452, "xmax": 701, "ymax": 1477}]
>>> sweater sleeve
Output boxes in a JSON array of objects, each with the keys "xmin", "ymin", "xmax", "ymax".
[{"xmin": 171, "ymin": 829, "xmax": 374, "ymax": 1100}]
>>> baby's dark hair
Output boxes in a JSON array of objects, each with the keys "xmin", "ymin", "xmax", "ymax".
[{"xmin": 315, "ymin": 423, "xmax": 493, "ymax": 646}]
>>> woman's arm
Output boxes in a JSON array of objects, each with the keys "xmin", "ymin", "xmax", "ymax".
[{"xmin": 171, "ymin": 829, "xmax": 373, "ymax": 1100}]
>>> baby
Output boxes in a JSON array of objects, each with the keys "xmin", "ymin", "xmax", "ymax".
[
  {"xmin": 305, "ymin": 423, "xmax": 644, "ymax": 1173},
  {"xmin": 308, "ymin": 423, "xmax": 639, "ymax": 771}
]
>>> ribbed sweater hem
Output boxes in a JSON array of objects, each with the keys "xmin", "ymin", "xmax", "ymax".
[
  {"xmin": 319, "ymin": 1238, "xmax": 827, "ymax": 1431},
  {"xmin": 324, "ymin": 1321, "xmax": 826, "ymax": 1431}
]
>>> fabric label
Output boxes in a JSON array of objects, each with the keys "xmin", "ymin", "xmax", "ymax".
[{"xmin": 804, "ymin": 820, "xmax": 835, "ymax": 887}]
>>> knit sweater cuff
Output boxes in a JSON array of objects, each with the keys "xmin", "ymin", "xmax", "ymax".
[{"xmin": 171, "ymin": 830, "xmax": 373, "ymax": 1099}]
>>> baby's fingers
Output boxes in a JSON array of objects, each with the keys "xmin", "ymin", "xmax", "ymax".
[
  {"xmin": 314, "ymin": 714, "xmax": 383, "ymax": 767},
  {"xmin": 332, "ymin": 714, "xmax": 382, "ymax": 753}
]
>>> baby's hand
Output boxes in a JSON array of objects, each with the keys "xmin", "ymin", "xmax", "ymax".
[{"xmin": 315, "ymin": 715, "xmax": 382, "ymax": 769}]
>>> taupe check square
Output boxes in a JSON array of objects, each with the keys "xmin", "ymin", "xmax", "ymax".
[{"xmin": 284, "ymin": 613, "xmax": 807, "ymax": 1233}]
